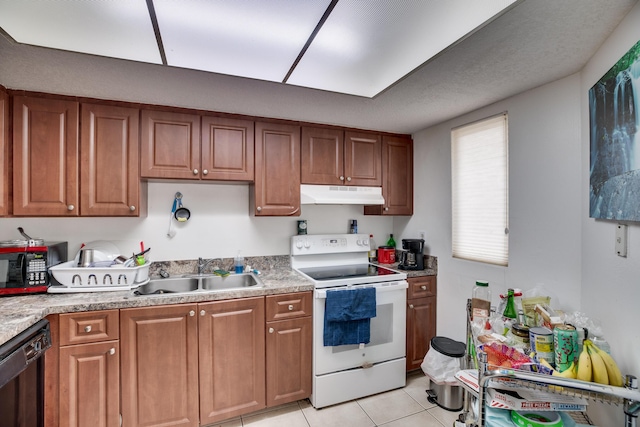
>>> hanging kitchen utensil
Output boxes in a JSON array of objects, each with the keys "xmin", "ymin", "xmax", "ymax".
[
  {"xmin": 173, "ymin": 192, "xmax": 191, "ymax": 222},
  {"xmin": 167, "ymin": 195, "xmax": 178, "ymax": 238}
]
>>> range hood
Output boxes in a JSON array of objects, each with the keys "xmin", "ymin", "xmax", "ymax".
[{"xmin": 300, "ymin": 184, "xmax": 385, "ymax": 205}]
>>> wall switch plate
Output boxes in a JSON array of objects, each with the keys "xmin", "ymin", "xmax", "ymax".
[{"xmin": 616, "ymin": 224, "xmax": 627, "ymax": 257}]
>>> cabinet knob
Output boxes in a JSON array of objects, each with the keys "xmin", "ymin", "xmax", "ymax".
[
  {"xmin": 200, "ymin": 310, "xmax": 206, "ymax": 316},
  {"xmin": 339, "ymin": 176, "xmax": 345, "ymax": 181},
  {"xmin": 269, "ymin": 328, "xmax": 274, "ymax": 334},
  {"xmin": 84, "ymin": 326, "xmax": 92, "ymax": 333},
  {"xmin": 67, "ymin": 204, "xmax": 75, "ymax": 211},
  {"xmin": 409, "ymin": 304, "xmax": 414, "ymax": 309},
  {"xmin": 421, "ymin": 285, "xmax": 427, "ymax": 290},
  {"xmin": 384, "ymin": 207, "xmax": 389, "ymax": 211},
  {"xmin": 203, "ymin": 169, "xmax": 208, "ymax": 175},
  {"xmin": 346, "ymin": 176, "xmax": 352, "ymax": 182},
  {"xmin": 109, "ymin": 348, "xmax": 116, "ymax": 356},
  {"xmin": 129, "ymin": 205, "xmax": 136, "ymax": 212},
  {"xmin": 189, "ymin": 310, "xmax": 195, "ymax": 317},
  {"xmin": 193, "ymin": 169, "xmax": 199, "ymax": 175},
  {"xmin": 288, "ymin": 304, "xmax": 294, "ymax": 311},
  {"xmin": 256, "ymin": 207, "xmax": 262, "ymax": 212}
]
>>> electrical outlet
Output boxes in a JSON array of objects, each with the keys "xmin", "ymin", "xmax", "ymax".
[{"xmin": 616, "ymin": 224, "xmax": 627, "ymax": 257}]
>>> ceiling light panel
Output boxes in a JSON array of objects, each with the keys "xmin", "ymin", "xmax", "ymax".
[
  {"xmin": 153, "ymin": 0, "xmax": 333, "ymax": 82},
  {"xmin": 287, "ymin": 0, "xmax": 517, "ymax": 97},
  {"xmin": 0, "ymin": 0, "xmax": 162, "ymax": 64}
]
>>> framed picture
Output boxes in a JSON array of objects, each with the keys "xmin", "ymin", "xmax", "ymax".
[{"xmin": 588, "ymin": 39, "xmax": 640, "ymax": 221}]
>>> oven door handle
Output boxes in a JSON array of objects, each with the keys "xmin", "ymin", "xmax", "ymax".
[{"xmin": 315, "ymin": 281, "xmax": 407, "ymax": 299}]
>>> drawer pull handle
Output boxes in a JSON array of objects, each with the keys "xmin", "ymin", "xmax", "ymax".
[
  {"xmin": 84, "ymin": 326, "xmax": 92, "ymax": 333},
  {"xmin": 288, "ymin": 304, "xmax": 294, "ymax": 311},
  {"xmin": 421, "ymin": 285, "xmax": 427, "ymax": 290},
  {"xmin": 269, "ymin": 328, "xmax": 274, "ymax": 334},
  {"xmin": 109, "ymin": 348, "xmax": 116, "ymax": 356}
]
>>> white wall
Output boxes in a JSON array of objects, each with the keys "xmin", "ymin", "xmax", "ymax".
[
  {"xmin": 401, "ymin": 2, "xmax": 640, "ymax": 423},
  {"xmin": 0, "ymin": 182, "xmax": 393, "ymax": 262}
]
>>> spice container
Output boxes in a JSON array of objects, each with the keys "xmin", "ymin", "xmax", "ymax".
[{"xmin": 511, "ymin": 323, "xmax": 530, "ymax": 349}]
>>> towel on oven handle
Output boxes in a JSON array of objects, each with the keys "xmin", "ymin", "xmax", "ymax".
[{"xmin": 323, "ymin": 287, "xmax": 376, "ymax": 346}]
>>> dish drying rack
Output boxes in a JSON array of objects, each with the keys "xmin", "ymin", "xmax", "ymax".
[
  {"xmin": 458, "ymin": 299, "xmax": 640, "ymax": 426},
  {"xmin": 48, "ymin": 261, "xmax": 150, "ymax": 293}
]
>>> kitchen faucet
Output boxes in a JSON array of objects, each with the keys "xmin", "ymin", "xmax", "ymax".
[{"xmin": 197, "ymin": 257, "xmax": 215, "ymax": 275}]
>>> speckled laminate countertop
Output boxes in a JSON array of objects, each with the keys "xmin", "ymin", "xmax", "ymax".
[{"xmin": 0, "ymin": 255, "xmax": 437, "ymax": 347}]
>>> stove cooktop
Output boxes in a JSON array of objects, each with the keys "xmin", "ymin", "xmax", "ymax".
[{"xmin": 297, "ymin": 263, "xmax": 400, "ymax": 281}]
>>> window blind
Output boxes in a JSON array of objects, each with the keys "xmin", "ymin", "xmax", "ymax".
[{"xmin": 451, "ymin": 113, "xmax": 509, "ymax": 266}]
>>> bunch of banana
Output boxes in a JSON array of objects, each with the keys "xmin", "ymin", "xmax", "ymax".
[{"xmin": 574, "ymin": 339, "xmax": 624, "ymax": 386}]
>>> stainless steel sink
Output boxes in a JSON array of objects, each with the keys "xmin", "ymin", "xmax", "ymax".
[{"xmin": 134, "ymin": 273, "xmax": 264, "ymax": 296}]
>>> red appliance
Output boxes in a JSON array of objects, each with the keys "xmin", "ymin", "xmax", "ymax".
[{"xmin": 0, "ymin": 241, "xmax": 68, "ymax": 296}]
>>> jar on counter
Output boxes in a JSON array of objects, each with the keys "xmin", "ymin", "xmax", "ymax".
[{"xmin": 511, "ymin": 323, "xmax": 530, "ymax": 349}]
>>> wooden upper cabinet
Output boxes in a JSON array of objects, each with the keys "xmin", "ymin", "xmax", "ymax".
[
  {"xmin": 201, "ymin": 116, "xmax": 254, "ymax": 181},
  {"xmin": 301, "ymin": 128, "xmax": 381, "ymax": 186},
  {"xmin": 140, "ymin": 109, "xmax": 201, "ymax": 179},
  {"xmin": 80, "ymin": 103, "xmax": 141, "ymax": 216},
  {"xmin": 344, "ymin": 131, "xmax": 382, "ymax": 186},
  {"xmin": 365, "ymin": 135, "xmax": 413, "ymax": 216},
  {"xmin": 254, "ymin": 122, "xmax": 301, "ymax": 216},
  {"xmin": 13, "ymin": 96, "xmax": 79, "ymax": 216},
  {"xmin": 0, "ymin": 88, "xmax": 8, "ymax": 217},
  {"xmin": 301, "ymin": 127, "xmax": 344, "ymax": 185}
]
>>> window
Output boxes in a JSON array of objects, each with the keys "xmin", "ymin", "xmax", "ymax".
[{"xmin": 451, "ymin": 113, "xmax": 509, "ymax": 266}]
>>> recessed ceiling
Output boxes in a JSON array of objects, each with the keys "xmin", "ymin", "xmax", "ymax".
[{"xmin": 0, "ymin": 0, "xmax": 517, "ymax": 97}]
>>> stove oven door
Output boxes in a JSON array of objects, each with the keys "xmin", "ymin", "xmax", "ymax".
[{"xmin": 313, "ymin": 281, "xmax": 407, "ymax": 375}]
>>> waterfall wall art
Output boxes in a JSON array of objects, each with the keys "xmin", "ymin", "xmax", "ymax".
[{"xmin": 589, "ymin": 39, "xmax": 640, "ymax": 221}]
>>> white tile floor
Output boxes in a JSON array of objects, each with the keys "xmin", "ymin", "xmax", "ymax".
[{"xmin": 207, "ymin": 372, "xmax": 463, "ymax": 427}]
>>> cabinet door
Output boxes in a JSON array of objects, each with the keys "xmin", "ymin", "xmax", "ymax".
[
  {"xmin": 301, "ymin": 127, "xmax": 344, "ymax": 185},
  {"xmin": 13, "ymin": 96, "xmax": 79, "ymax": 216},
  {"xmin": 201, "ymin": 116, "xmax": 254, "ymax": 181},
  {"xmin": 120, "ymin": 304, "xmax": 199, "ymax": 427},
  {"xmin": 140, "ymin": 110, "xmax": 201, "ymax": 179},
  {"xmin": 406, "ymin": 296, "xmax": 436, "ymax": 371},
  {"xmin": 81, "ymin": 103, "xmax": 141, "ymax": 216},
  {"xmin": 344, "ymin": 131, "xmax": 381, "ymax": 186},
  {"xmin": 365, "ymin": 135, "xmax": 413, "ymax": 215},
  {"xmin": 266, "ymin": 316, "xmax": 312, "ymax": 407},
  {"xmin": 0, "ymin": 88, "xmax": 8, "ymax": 216},
  {"xmin": 199, "ymin": 297, "xmax": 265, "ymax": 425},
  {"xmin": 254, "ymin": 122, "xmax": 300, "ymax": 216},
  {"xmin": 59, "ymin": 341, "xmax": 119, "ymax": 427}
]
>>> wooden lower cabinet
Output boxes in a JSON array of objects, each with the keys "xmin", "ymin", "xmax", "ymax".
[
  {"xmin": 198, "ymin": 297, "xmax": 265, "ymax": 425},
  {"xmin": 265, "ymin": 292, "xmax": 312, "ymax": 407},
  {"xmin": 0, "ymin": 87, "xmax": 8, "ymax": 217},
  {"xmin": 46, "ymin": 310, "xmax": 120, "ymax": 427},
  {"xmin": 120, "ymin": 304, "xmax": 200, "ymax": 427},
  {"xmin": 406, "ymin": 276, "xmax": 437, "ymax": 371},
  {"xmin": 59, "ymin": 341, "xmax": 120, "ymax": 427}
]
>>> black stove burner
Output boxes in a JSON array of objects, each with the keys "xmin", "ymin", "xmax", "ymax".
[{"xmin": 299, "ymin": 264, "xmax": 399, "ymax": 281}]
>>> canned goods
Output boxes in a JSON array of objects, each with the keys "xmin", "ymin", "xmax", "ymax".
[
  {"xmin": 297, "ymin": 220, "xmax": 307, "ymax": 235},
  {"xmin": 511, "ymin": 323, "xmax": 530, "ymax": 350},
  {"xmin": 554, "ymin": 325, "xmax": 579, "ymax": 372},
  {"xmin": 529, "ymin": 326, "xmax": 554, "ymax": 367}
]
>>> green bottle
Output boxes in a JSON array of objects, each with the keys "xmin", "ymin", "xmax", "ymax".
[
  {"xmin": 386, "ymin": 234, "xmax": 396, "ymax": 248},
  {"xmin": 503, "ymin": 288, "xmax": 517, "ymax": 319}
]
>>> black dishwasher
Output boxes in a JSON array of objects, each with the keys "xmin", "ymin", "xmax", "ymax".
[{"xmin": 0, "ymin": 319, "xmax": 51, "ymax": 427}]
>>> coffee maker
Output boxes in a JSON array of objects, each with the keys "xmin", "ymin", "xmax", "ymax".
[{"xmin": 398, "ymin": 239, "xmax": 425, "ymax": 270}]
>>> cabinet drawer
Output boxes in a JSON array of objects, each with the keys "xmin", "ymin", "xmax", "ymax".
[
  {"xmin": 407, "ymin": 276, "xmax": 436, "ymax": 299},
  {"xmin": 59, "ymin": 310, "xmax": 119, "ymax": 346},
  {"xmin": 266, "ymin": 292, "xmax": 312, "ymax": 321}
]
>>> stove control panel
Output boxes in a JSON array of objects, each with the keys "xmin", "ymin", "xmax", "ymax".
[{"xmin": 291, "ymin": 234, "xmax": 370, "ymax": 255}]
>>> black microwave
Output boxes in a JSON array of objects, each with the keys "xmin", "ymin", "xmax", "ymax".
[{"xmin": 0, "ymin": 242, "xmax": 67, "ymax": 296}]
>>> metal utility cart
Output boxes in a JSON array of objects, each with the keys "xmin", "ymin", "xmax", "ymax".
[{"xmin": 457, "ymin": 300, "xmax": 640, "ymax": 426}]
